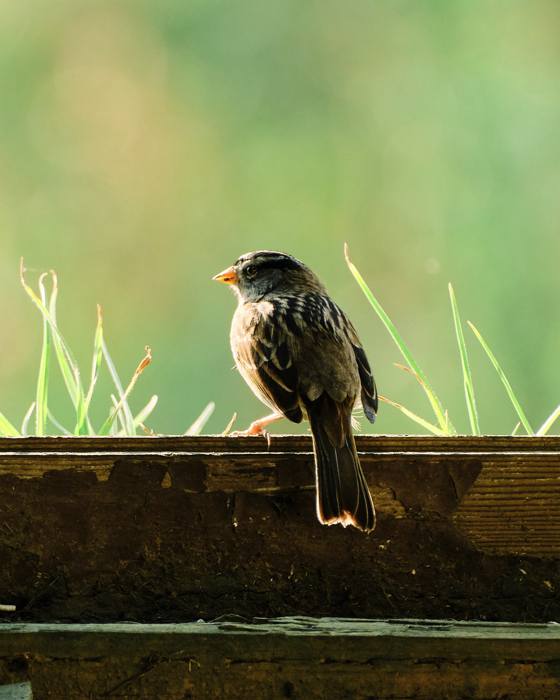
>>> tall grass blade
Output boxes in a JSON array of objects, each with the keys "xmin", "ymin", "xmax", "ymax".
[
  {"xmin": 0, "ymin": 411, "xmax": 20, "ymax": 437},
  {"xmin": 20, "ymin": 261, "xmax": 87, "ymax": 432},
  {"xmin": 82, "ymin": 305, "xmax": 104, "ymax": 434},
  {"xmin": 185, "ymin": 402, "xmax": 215, "ymax": 435},
  {"xmin": 21, "ymin": 402, "xmax": 36, "ymax": 436},
  {"xmin": 537, "ymin": 404, "xmax": 560, "ymax": 436},
  {"xmin": 114, "ymin": 396, "xmax": 159, "ymax": 437},
  {"xmin": 100, "ymin": 342, "xmax": 135, "ymax": 435},
  {"xmin": 221, "ymin": 412, "xmax": 238, "ymax": 436},
  {"xmin": 468, "ymin": 321, "xmax": 534, "ymax": 435},
  {"xmin": 45, "ymin": 269, "xmax": 83, "ymax": 411},
  {"xmin": 132, "ymin": 395, "xmax": 158, "ymax": 430},
  {"xmin": 448, "ymin": 284, "xmax": 480, "ymax": 435},
  {"xmin": 35, "ymin": 273, "xmax": 52, "ymax": 435},
  {"xmin": 379, "ymin": 395, "xmax": 448, "ymax": 436},
  {"xmin": 110, "ymin": 394, "xmax": 128, "ymax": 435},
  {"xmin": 47, "ymin": 276, "xmax": 89, "ymax": 435},
  {"xmin": 345, "ymin": 244, "xmax": 454, "ymax": 434},
  {"xmin": 99, "ymin": 346, "xmax": 152, "ymax": 436}
]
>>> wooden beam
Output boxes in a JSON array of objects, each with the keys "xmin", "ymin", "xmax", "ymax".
[
  {"xmin": 1, "ymin": 434, "xmax": 560, "ymax": 452},
  {"xmin": 0, "ymin": 619, "xmax": 559, "ymax": 698},
  {"xmin": 0, "ymin": 436, "xmax": 559, "ymax": 622}
]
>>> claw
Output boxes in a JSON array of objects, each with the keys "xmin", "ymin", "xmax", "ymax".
[
  {"xmin": 228, "ymin": 413, "xmax": 282, "ymax": 446},
  {"xmin": 230, "ymin": 419, "xmax": 269, "ymax": 438}
]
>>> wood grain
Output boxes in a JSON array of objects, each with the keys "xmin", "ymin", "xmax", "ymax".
[
  {"xmin": 0, "ymin": 436, "xmax": 559, "ymax": 623},
  {"xmin": 1, "ymin": 434, "xmax": 560, "ymax": 452},
  {"xmin": 0, "ymin": 618, "xmax": 559, "ymax": 699}
]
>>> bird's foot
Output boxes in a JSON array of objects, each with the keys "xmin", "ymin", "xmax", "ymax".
[{"xmin": 229, "ymin": 414, "xmax": 282, "ymax": 449}]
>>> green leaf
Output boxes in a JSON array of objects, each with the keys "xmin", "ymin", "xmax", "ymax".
[
  {"xmin": 448, "ymin": 284, "xmax": 480, "ymax": 435},
  {"xmin": 21, "ymin": 402, "xmax": 36, "ymax": 436},
  {"xmin": 0, "ymin": 411, "xmax": 20, "ymax": 437},
  {"xmin": 537, "ymin": 404, "xmax": 560, "ymax": 436},
  {"xmin": 185, "ymin": 402, "xmax": 215, "ymax": 435},
  {"xmin": 35, "ymin": 273, "xmax": 52, "ymax": 436},
  {"xmin": 99, "ymin": 345, "xmax": 152, "ymax": 436},
  {"xmin": 468, "ymin": 321, "xmax": 534, "ymax": 435},
  {"xmin": 132, "ymin": 395, "xmax": 158, "ymax": 430},
  {"xmin": 345, "ymin": 244, "xmax": 455, "ymax": 434},
  {"xmin": 99, "ymin": 342, "xmax": 136, "ymax": 435},
  {"xmin": 221, "ymin": 412, "xmax": 238, "ymax": 436},
  {"xmin": 113, "ymin": 395, "xmax": 159, "ymax": 437},
  {"xmin": 20, "ymin": 261, "xmax": 87, "ymax": 433},
  {"xmin": 379, "ymin": 395, "xmax": 448, "ymax": 436},
  {"xmin": 82, "ymin": 305, "xmax": 104, "ymax": 433}
]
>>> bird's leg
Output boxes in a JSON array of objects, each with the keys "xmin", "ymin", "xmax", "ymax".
[
  {"xmin": 230, "ymin": 413, "xmax": 284, "ymax": 445},
  {"xmin": 247, "ymin": 412, "xmax": 284, "ymax": 435}
]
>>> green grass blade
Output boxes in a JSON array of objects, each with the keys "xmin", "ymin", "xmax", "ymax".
[
  {"xmin": 185, "ymin": 402, "xmax": 215, "ymax": 435},
  {"xmin": 0, "ymin": 411, "xmax": 20, "ymax": 437},
  {"xmin": 35, "ymin": 273, "xmax": 52, "ymax": 436},
  {"xmin": 99, "ymin": 341, "xmax": 136, "ymax": 435},
  {"xmin": 46, "ymin": 269, "xmax": 87, "ymax": 434},
  {"xmin": 221, "ymin": 412, "xmax": 238, "ymax": 436},
  {"xmin": 102, "ymin": 395, "xmax": 120, "ymax": 436},
  {"xmin": 468, "ymin": 321, "xmax": 534, "ymax": 435},
  {"xmin": 113, "ymin": 395, "xmax": 159, "ymax": 436},
  {"xmin": 83, "ymin": 305, "xmax": 104, "ymax": 433},
  {"xmin": 345, "ymin": 244, "xmax": 454, "ymax": 434},
  {"xmin": 448, "ymin": 284, "xmax": 480, "ymax": 435},
  {"xmin": 537, "ymin": 404, "xmax": 560, "ymax": 436},
  {"xmin": 20, "ymin": 261, "xmax": 87, "ymax": 433},
  {"xmin": 132, "ymin": 395, "xmax": 158, "ymax": 429},
  {"xmin": 111, "ymin": 394, "xmax": 128, "ymax": 434},
  {"xmin": 99, "ymin": 345, "xmax": 152, "ymax": 436},
  {"xmin": 379, "ymin": 395, "xmax": 448, "ymax": 436},
  {"xmin": 21, "ymin": 402, "xmax": 36, "ymax": 436},
  {"xmin": 511, "ymin": 422, "xmax": 521, "ymax": 436}
]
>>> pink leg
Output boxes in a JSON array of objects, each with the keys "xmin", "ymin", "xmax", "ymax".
[{"xmin": 231, "ymin": 413, "xmax": 284, "ymax": 440}]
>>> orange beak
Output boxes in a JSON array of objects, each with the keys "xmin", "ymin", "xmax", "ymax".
[{"xmin": 212, "ymin": 265, "xmax": 238, "ymax": 285}]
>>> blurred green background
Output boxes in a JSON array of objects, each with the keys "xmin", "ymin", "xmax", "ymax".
[{"xmin": 1, "ymin": 0, "xmax": 559, "ymax": 435}]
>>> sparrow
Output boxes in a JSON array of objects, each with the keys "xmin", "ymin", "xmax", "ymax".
[{"xmin": 213, "ymin": 250, "xmax": 377, "ymax": 533}]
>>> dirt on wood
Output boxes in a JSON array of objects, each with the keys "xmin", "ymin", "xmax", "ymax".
[{"xmin": 0, "ymin": 436, "xmax": 559, "ymax": 623}]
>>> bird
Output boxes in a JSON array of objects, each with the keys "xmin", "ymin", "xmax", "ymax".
[{"xmin": 213, "ymin": 250, "xmax": 377, "ymax": 533}]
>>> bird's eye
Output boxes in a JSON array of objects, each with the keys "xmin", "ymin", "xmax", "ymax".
[{"xmin": 245, "ymin": 265, "xmax": 258, "ymax": 278}]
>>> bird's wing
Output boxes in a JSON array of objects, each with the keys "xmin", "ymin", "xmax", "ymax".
[
  {"xmin": 343, "ymin": 317, "xmax": 378, "ymax": 423},
  {"xmin": 233, "ymin": 306, "xmax": 303, "ymax": 423}
]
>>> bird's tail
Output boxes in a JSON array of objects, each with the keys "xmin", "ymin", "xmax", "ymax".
[{"xmin": 306, "ymin": 396, "xmax": 376, "ymax": 533}]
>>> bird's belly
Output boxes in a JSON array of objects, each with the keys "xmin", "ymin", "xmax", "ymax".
[{"xmin": 234, "ymin": 357, "xmax": 283, "ymax": 416}]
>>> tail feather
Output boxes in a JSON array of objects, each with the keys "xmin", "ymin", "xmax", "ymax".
[{"xmin": 306, "ymin": 396, "xmax": 376, "ymax": 533}]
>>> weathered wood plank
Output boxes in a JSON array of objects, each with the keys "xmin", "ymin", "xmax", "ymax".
[
  {"xmin": 1, "ymin": 434, "xmax": 560, "ymax": 453},
  {"xmin": 454, "ymin": 458, "xmax": 560, "ymax": 555},
  {"xmin": 0, "ymin": 436, "xmax": 559, "ymax": 622},
  {"xmin": 0, "ymin": 619, "xmax": 559, "ymax": 699},
  {"xmin": 0, "ymin": 683, "xmax": 32, "ymax": 700}
]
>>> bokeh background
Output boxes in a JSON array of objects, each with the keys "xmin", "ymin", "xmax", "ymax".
[{"xmin": 1, "ymin": 0, "xmax": 559, "ymax": 435}]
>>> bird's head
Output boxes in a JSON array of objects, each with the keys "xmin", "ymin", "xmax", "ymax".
[{"xmin": 213, "ymin": 250, "xmax": 325, "ymax": 302}]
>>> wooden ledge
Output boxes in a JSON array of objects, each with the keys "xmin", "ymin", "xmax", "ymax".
[
  {"xmin": 1, "ymin": 618, "xmax": 559, "ymax": 698},
  {"xmin": 1, "ymin": 434, "xmax": 560, "ymax": 453},
  {"xmin": 0, "ymin": 435, "xmax": 559, "ymax": 623}
]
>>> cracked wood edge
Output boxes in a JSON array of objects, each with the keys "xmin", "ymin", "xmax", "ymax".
[
  {"xmin": 1, "ymin": 434, "xmax": 560, "ymax": 453},
  {"xmin": 1, "ymin": 618, "xmax": 560, "ymax": 658}
]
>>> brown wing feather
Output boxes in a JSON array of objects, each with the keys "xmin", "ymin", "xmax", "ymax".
[
  {"xmin": 343, "ymin": 317, "xmax": 378, "ymax": 423},
  {"xmin": 234, "ymin": 318, "xmax": 303, "ymax": 424}
]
